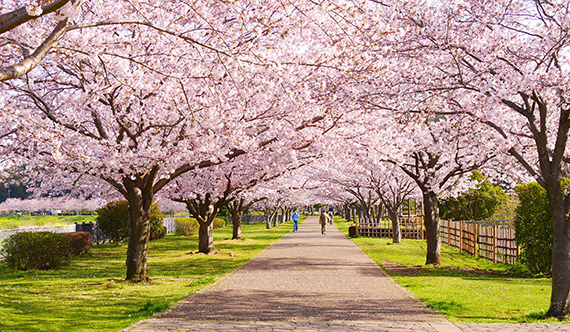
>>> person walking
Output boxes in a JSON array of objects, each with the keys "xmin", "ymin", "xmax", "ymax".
[
  {"xmin": 319, "ymin": 211, "xmax": 330, "ymax": 235},
  {"xmin": 292, "ymin": 210, "xmax": 300, "ymax": 232}
]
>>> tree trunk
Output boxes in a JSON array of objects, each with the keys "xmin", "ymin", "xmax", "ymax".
[
  {"xmin": 265, "ymin": 212, "xmax": 271, "ymax": 229},
  {"xmin": 272, "ymin": 211, "xmax": 279, "ymax": 227},
  {"xmin": 423, "ymin": 191, "xmax": 441, "ymax": 265},
  {"xmin": 376, "ymin": 204, "xmax": 383, "ymax": 226},
  {"xmin": 546, "ymin": 180, "xmax": 570, "ymax": 317},
  {"xmin": 198, "ymin": 221, "xmax": 215, "ymax": 254},
  {"xmin": 232, "ymin": 211, "xmax": 243, "ymax": 240},
  {"xmin": 125, "ymin": 187, "xmax": 152, "ymax": 282},
  {"xmin": 388, "ymin": 209, "xmax": 401, "ymax": 244}
]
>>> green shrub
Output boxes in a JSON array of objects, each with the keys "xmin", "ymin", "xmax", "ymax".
[
  {"xmin": 174, "ymin": 218, "xmax": 199, "ymax": 236},
  {"xmin": 213, "ymin": 217, "xmax": 225, "ymax": 229},
  {"xmin": 439, "ymin": 170, "xmax": 510, "ymax": 221},
  {"xmin": 149, "ymin": 203, "xmax": 166, "ymax": 240},
  {"xmin": 513, "ymin": 180, "xmax": 570, "ymax": 274},
  {"xmin": 96, "ymin": 200, "xmax": 129, "ymax": 244},
  {"xmin": 96, "ymin": 200, "xmax": 165, "ymax": 244},
  {"xmin": 1, "ymin": 231, "xmax": 72, "ymax": 270}
]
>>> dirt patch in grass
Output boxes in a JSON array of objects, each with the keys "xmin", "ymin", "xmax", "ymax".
[
  {"xmin": 382, "ymin": 259, "xmax": 517, "ymax": 277},
  {"xmin": 382, "ymin": 260, "xmax": 421, "ymax": 276},
  {"xmin": 448, "ymin": 266, "xmax": 492, "ymax": 275},
  {"xmin": 186, "ymin": 250, "xmax": 235, "ymax": 257}
]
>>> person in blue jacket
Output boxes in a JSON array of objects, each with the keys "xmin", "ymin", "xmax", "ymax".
[{"xmin": 292, "ymin": 210, "xmax": 300, "ymax": 232}]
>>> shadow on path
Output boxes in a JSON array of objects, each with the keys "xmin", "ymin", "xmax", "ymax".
[{"xmin": 159, "ymin": 217, "xmax": 440, "ymax": 322}]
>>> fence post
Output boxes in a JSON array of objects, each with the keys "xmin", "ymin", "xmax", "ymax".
[
  {"xmin": 460, "ymin": 220, "xmax": 464, "ymax": 252},
  {"xmin": 447, "ymin": 220, "xmax": 451, "ymax": 246},
  {"xmin": 493, "ymin": 224, "xmax": 498, "ymax": 263},
  {"xmin": 476, "ymin": 223, "xmax": 480, "ymax": 259}
]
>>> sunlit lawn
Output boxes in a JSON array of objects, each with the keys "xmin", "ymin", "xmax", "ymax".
[
  {"xmin": 0, "ymin": 221, "xmax": 295, "ymax": 332},
  {"xmin": 0, "ymin": 215, "xmax": 97, "ymax": 230},
  {"xmin": 335, "ymin": 217, "xmax": 563, "ymax": 323}
]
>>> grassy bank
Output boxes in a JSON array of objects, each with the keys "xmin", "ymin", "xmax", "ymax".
[
  {"xmin": 335, "ymin": 217, "xmax": 561, "ymax": 323},
  {"xmin": 0, "ymin": 215, "xmax": 97, "ymax": 230},
  {"xmin": 0, "ymin": 221, "xmax": 294, "ymax": 332}
]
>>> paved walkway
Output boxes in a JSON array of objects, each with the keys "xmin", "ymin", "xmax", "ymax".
[{"xmin": 124, "ymin": 217, "xmax": 570, "ymax": 332}]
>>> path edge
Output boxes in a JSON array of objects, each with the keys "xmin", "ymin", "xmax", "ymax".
[
  {"xmin": 120, "ymin": 223, "xmax": 296, "ymax": 332},
  {"xmin": 339, "ymin": 223, "xmax": 452, "ymax": 324}
]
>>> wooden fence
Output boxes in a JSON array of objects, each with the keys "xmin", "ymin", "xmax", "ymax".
[
  {"xmin": 356, "ymin": 217, "xmax": 519, "ymax": 265},
  {"xmin": 357, "ymin": 216, "xmax": 425, "ymax": 240},
  {"xmin": 439, "ymin": 220, "xmax": 519, "ymax": 265}
]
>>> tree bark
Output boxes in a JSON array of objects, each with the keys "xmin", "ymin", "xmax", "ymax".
[
  {"xmin": 198, "ymin": 221, "xmax": 215, "ymax": 254},
  {"xmin": 546, "ymin": 179, "xmax": 570, "ymax": 316},
  {"xmin": 272, "ymin": 211, "xmax": 279, "ymax": 227},
  {"xmin": 423, "ymin": 191, "xmax": 441, "ymax": 265},
  {"xmin": 388, "ymin": 209, "xmax": 401, "ymax": 244},
  {"xmin": 231, "ymin": 211, "xmax": 243, "ymax": 240},
  {"xmin": 182, "ymin": 194, "xmax": 229, "ymax": 255},
  {"xmin": 125, "ymin": 187, "xmax": 152, "ymax": 282},
  {"xmin": 265, "ymin": 212, "xmax": 271, "ymax": 229}
]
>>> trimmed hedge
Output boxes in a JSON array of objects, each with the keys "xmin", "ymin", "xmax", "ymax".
[
  {"xmin": 1, "ymin": 231, "xmax": 72, "ymax": 271},
  {"xmin": 174, "ymin": 218, "xmax": 199, "ymax": 236}
]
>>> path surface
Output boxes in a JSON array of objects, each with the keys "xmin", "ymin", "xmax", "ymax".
[{"xmin": 124, "ymin": 217, "xmax": 570, "ymax": 332}]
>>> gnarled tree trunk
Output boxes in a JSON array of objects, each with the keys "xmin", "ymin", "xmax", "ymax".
[
  {"xmin": 198, "ymin": 220, "xmax": 215, "ymax": 254},
  {"xmin": 423, "ymin": 191, "xmax": 441, "ymax": 265},
  {"xmin": 272, "ymin": 210, "xmax": 279, "ymax": 227},
  {"xmin": 183, "ymin": 193, "xmax": 230, "ymax": 255},
  {"xmin": 388, "ymin": 209, "xmax": 401, "ymax": 244},
  {"xmin": 125, "ymin": 184, "xmax": 153, "ymax": 283},
  {"xmin": 231, "ymin": 211, "xmax": 243, "ymax": 240}
]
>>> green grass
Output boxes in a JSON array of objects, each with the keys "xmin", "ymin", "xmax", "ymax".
[
  {"xmin": 0, "ymin": 221, "xmax": 294, "ymax": 332},
  {"xmin": 0, "ymin": 215, "xmax": 97, "ymax": 230},
  {"xmin": 335, "ymin": 217, "xmax": 564, "ymax": 323}
]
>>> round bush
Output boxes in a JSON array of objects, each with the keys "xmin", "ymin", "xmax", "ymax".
[
  {"xmin": 1, "ymin": 231, "xmax": 72, "ymax": 271},
  {"xmin": 213, "ymin": 218, "xmax": 226, "ymax": 229},
  {"xmin": 96, "ymin": 200, "xmax": 129, "ymax": 244},
  {"xmin": 96, "ymin": 200, "xmax": 165, "ymax": 244},
  {"xmin": 174, "ymin": 218, "xmax": 199, "ymax": 236}
]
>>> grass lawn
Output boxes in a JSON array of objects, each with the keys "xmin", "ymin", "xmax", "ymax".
[
  {"xmin": 0, "ymin": 215, "xmax": 97, "ymax": 230},
  {"xmin": 334, "ymin": 217, "xmax": 563, "ymax": 324},
  {"xmin": 0, "ymin": 220, "xmax": 297, "ymax": 332}
]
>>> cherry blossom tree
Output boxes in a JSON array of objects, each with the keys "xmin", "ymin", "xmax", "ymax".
[
  {"xmin": 155, "ymin": 198, "xmax": 186, "ymax": 217},
  {"xmin": 382, "ymin": 114, "xmax": 498, "ymax": 264},
  {"xmin": 376, "ymin": 0, "xmax": 570, "ymax": 316},
  {"xmin": 226, "ymin": 194, "xmax": 267, "ymax": 240},
  {"xmin": 5, "ymin": 0, "xmax": 338, "ymax": 282},
  {"xmin": 0, "ymin": 196, "xmax": 106, "ymax": 215},
  {"xmin": 369, "ymin": 163, "xmax": 418, "ymax": 244},
  {"xmin": 168, "ymin": 167, "xmax": 235, "ymax": 254},
  {"xmin": 0, "ymin": 0, "xmax": 83, "ymax": 81}
]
